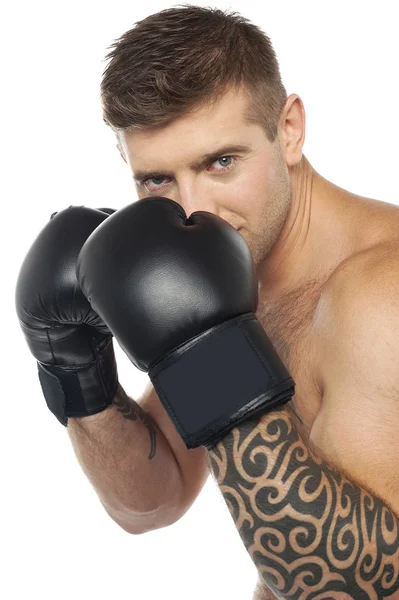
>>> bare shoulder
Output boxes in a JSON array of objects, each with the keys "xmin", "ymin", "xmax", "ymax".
[
  {"xmin": 334, "ymin": 237, "xmax": 398, "ymax": 281},
  {"xmin": 314, "ymin": 239, "xmax": 399, "ymax": 329},
  {"xmin": 324, "ymin": 191, "xmax": 399, "ymax": 293}
]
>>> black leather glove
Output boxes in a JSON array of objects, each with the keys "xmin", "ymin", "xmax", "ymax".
[
  {"xmin": 15, "ymin": 206, "xmax": 119, "ymax": 426},
  {"xmin": 76, "ymin": 197, "xmax": 295, "ymax": 449}
]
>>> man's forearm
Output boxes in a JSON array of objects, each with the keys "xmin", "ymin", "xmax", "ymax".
[
  {"xmin": 67, "ymin": 383, "xmax": 184, "ymax": 533},
  {"xmin": 207, "ymin": 406, "xmax": 399, "ymax": 599}
]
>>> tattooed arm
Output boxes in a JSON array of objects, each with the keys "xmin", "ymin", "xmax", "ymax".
[
  {"xmin": 207, "ymin": 405, "xmax": 399, "ymax": 600},
  {"xmin": 206, "ymin": 250, "xmax": 399, "ymax": 599}
]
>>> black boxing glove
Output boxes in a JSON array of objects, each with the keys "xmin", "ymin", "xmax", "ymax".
[
  {"xmin": 15, "ymin": 206, "xmax": 119, "ymax": 426},
  {"xmin": 77, "ymin": 197, "xmax": 295, "ymax": 449}
]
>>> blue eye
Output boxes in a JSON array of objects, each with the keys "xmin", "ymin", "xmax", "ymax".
[
  {"xmin": 216, "ymin": 156, "xmax": 233, "ymax": 167},
  {"xmin": 209, "ymin": 155, "xmax": 237, "ymax": 172},
  {"xmin": 148, "ymin": 177, "xmax": 164, "ymax": 185}
]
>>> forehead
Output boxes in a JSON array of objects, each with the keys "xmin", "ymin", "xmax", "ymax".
[{"xmin": 119, "ymin": 87, "xmax": 255, "ymax": 162}]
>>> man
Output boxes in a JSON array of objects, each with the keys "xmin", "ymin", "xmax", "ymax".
[{"xmin": 16, "ymin": 5, "xmax": 399, "ymax": 600}]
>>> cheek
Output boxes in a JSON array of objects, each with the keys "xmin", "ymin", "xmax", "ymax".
[{"xmin": 229, "ymin": 166, "xmax": 273, "ymax": 216}]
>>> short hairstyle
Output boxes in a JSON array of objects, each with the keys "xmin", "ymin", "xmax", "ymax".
[{"xmin": 101, "ymin": 5, "xmax": 288, "ymax": 143}]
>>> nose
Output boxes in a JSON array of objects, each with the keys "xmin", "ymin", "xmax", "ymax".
[{"xmin": 176, "ymin": 184, "xmax": 219, "ymax": 218}]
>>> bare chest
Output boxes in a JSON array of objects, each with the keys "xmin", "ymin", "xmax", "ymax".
[{"xmin": 255, "ymin": 279, "xmax": 324, "ymax": 443}]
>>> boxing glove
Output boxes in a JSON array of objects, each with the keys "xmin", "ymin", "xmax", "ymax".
[
  {"xmin": 77, "ymin": 197, "xmax": 295, "ymax": 449},
  {"xmin": 15, "ymin": 206, "xmax": 119, "ymax": 426}
]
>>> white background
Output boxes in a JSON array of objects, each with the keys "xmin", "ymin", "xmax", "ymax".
[{"xmin": 2, "ymin": 1, "xmax": 398, "ymax": 599}]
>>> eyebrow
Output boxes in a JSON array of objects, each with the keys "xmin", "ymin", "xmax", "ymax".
[{"xmin": 133, "ymin": 144, "xmax": 252, "ymax": 183}]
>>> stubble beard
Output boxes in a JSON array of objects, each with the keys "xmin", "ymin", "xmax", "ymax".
[{"xmin": 247, "ymin": 154, "xmax": 292, "ymax": 269}]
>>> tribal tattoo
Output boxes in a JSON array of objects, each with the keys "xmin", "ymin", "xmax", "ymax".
[{"xmin": 207, "ymin": 407, "xmax": 399, "ymax": 600}]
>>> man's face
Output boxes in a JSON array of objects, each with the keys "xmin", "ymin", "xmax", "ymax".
[{"xmin": 117, "ymin": 86, "xmax": 292, "ymax": 267}]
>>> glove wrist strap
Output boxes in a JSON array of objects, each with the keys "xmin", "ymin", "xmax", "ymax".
[
  {"xmin": 38, "ymin": 338, "xmax": 118, "ymax": 426},
  {"xmin": 149, "ymin": 313, "xmax": 295, "ymax": 449}
]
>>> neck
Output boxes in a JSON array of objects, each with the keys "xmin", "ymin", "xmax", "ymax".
[{"xmin": 257, "ymin": 155, "xmax": 356, "ymax": 300}]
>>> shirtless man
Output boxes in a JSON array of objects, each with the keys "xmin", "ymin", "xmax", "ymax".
[{"xmin": 16, "ymin": 6, "xmax": 399, "ymax": 599}]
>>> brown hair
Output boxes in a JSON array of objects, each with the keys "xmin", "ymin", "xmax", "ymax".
[{"xmin": 101, "ymin": 5, "xmax": 287, "ymax": 143}]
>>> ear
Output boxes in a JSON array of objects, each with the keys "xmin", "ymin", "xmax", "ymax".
[{"xmin": 278, "ymin": 94, "xmax": 306, "ymax": 167}]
